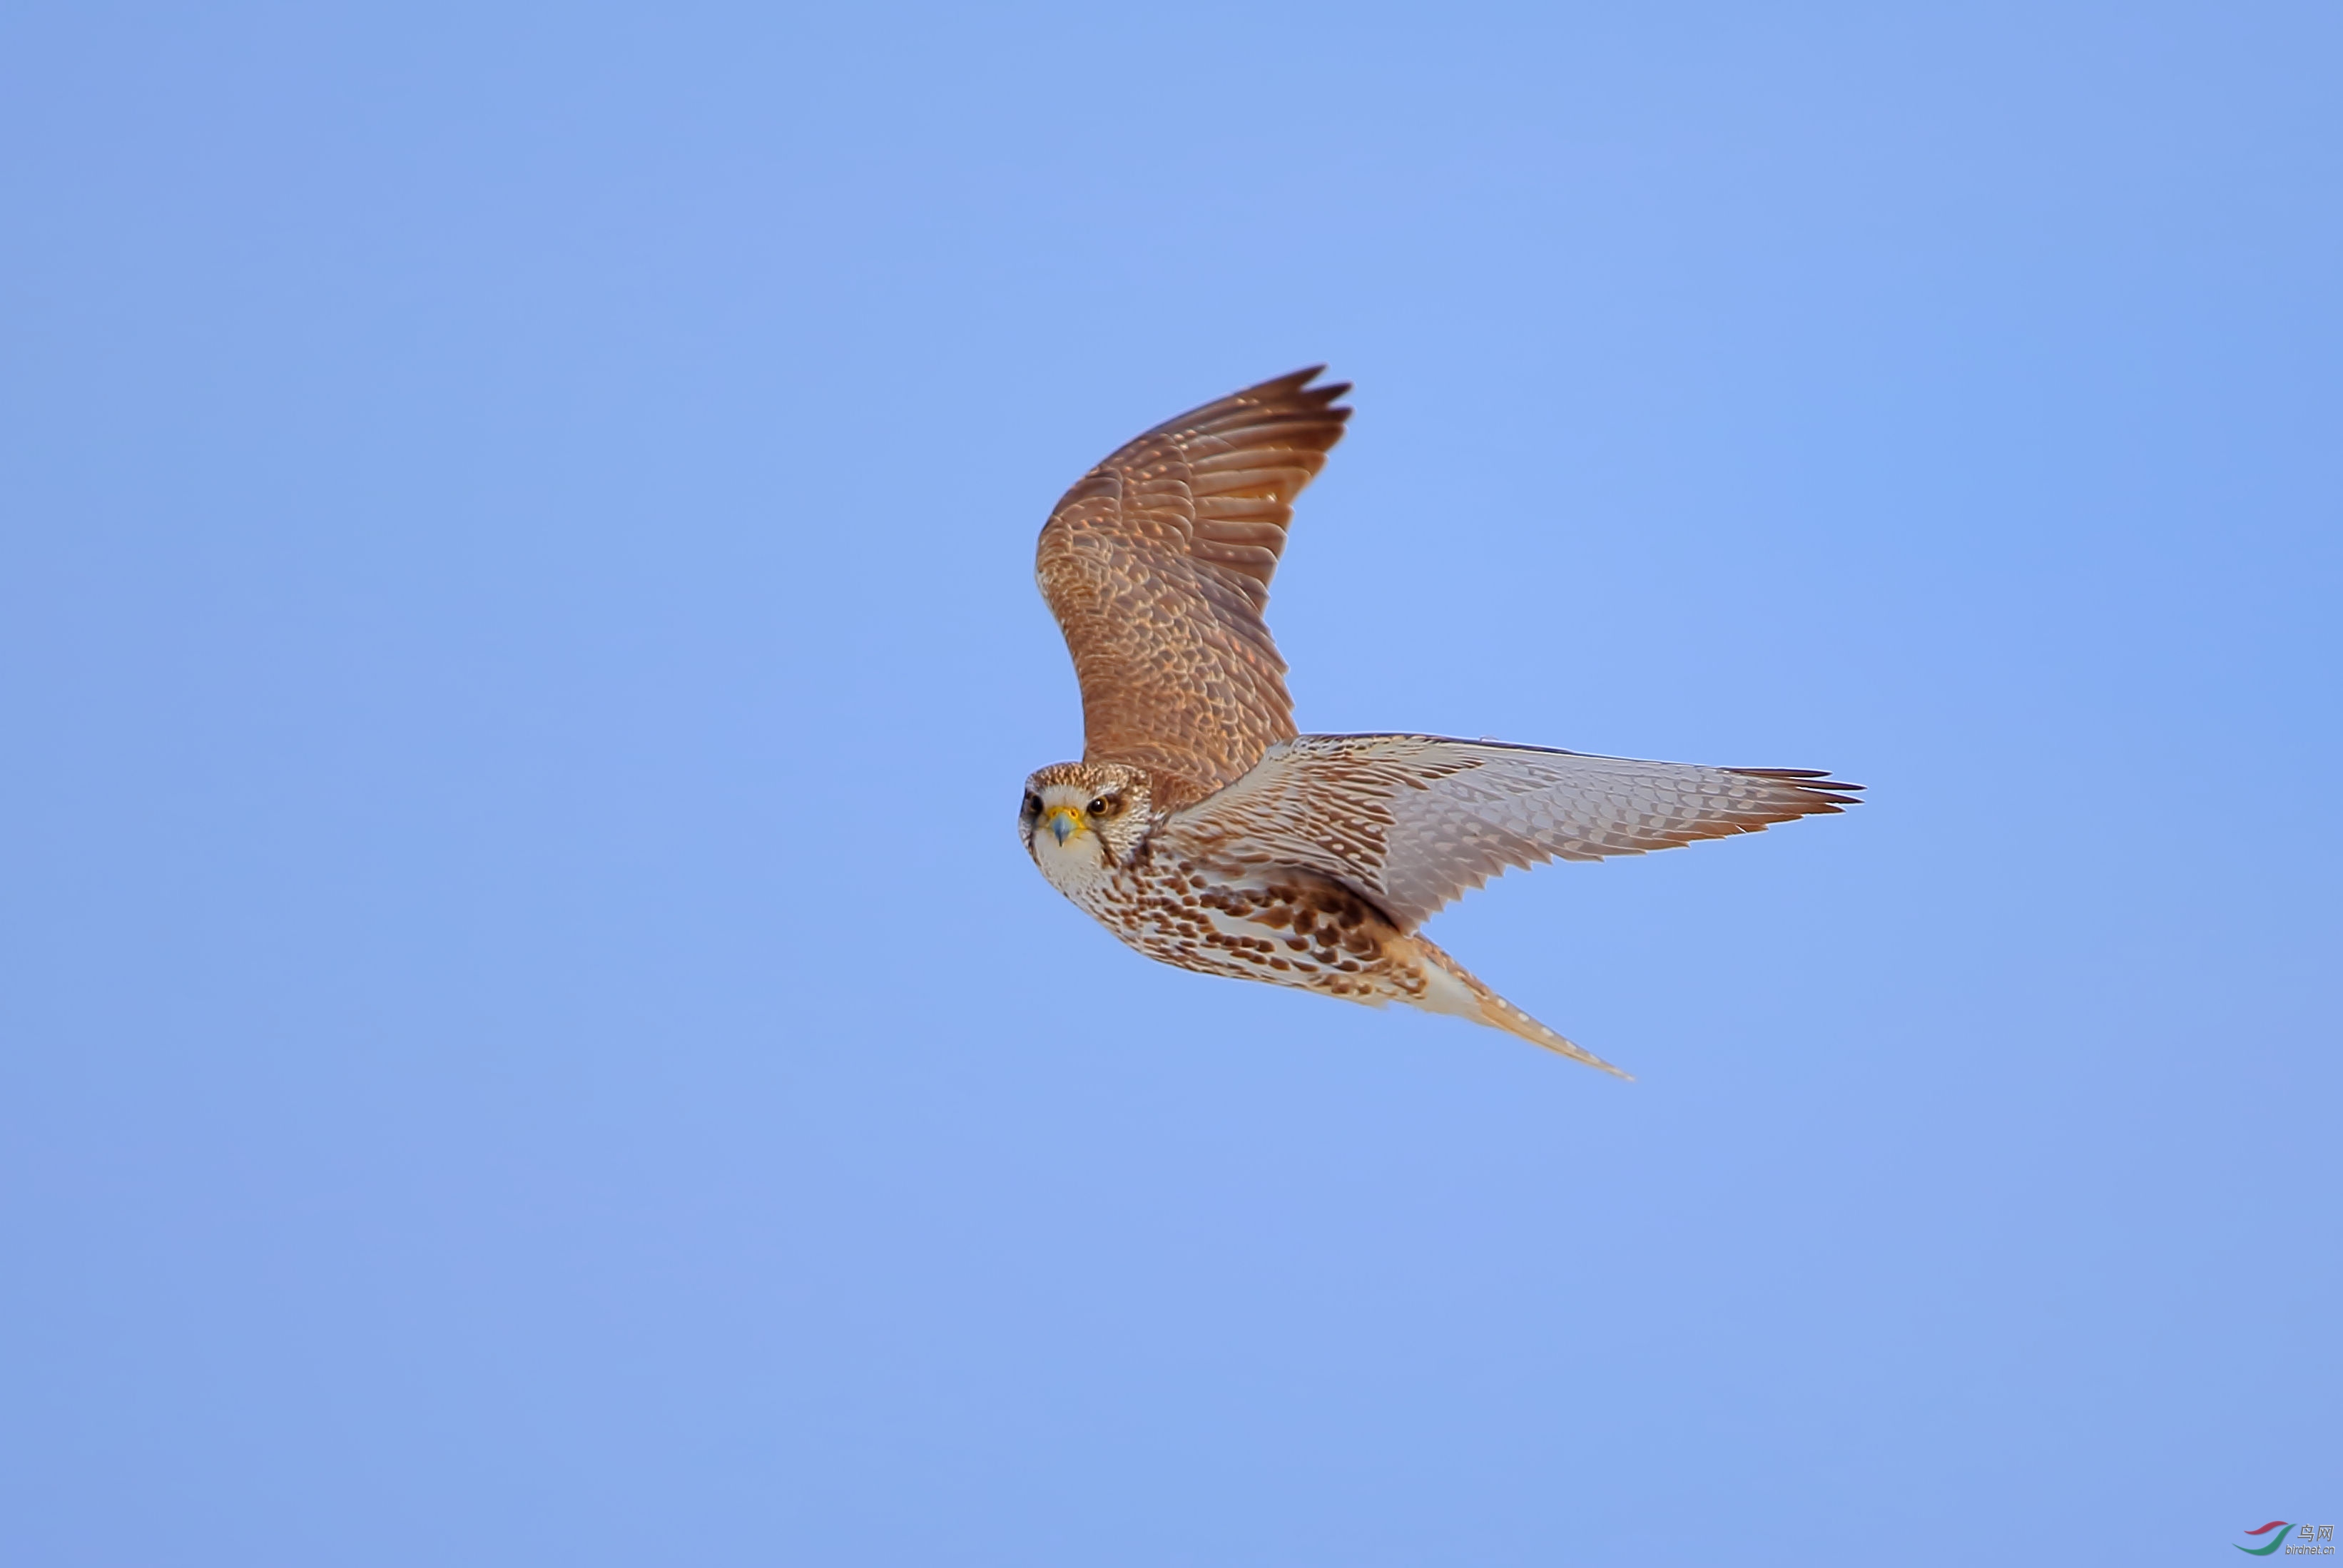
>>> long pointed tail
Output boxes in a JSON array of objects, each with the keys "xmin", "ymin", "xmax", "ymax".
[{"xmin": 1408, "ymin": 936, "xmax": 1632, "ymax": 1079}]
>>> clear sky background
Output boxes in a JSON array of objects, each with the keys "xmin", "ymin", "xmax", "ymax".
[{"xmin": 3, "ymin": 6, "xmax": 2337, "ymax": 1564}]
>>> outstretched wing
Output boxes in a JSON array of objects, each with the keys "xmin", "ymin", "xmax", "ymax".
[
  {"xmin": 1162, "ymin": 733, "xmax": 1861, "ymax": 930},
  {"xmin": 1037, "ymin": 368, "xmax": 1351, "ymax": 809}
]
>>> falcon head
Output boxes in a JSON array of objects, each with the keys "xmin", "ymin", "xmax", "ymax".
[{"xmin": 1020, "ymin": 761, "xmax": 1153, "ymax": 886}]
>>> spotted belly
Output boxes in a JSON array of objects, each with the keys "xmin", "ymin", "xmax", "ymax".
[{"xmin": 1081, "ymin": 861, "xmax": 1438, "ymax": 1007}]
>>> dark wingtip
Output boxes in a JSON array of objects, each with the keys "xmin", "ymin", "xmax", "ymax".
[
  {"xmin": 1722, "ymin": 765, "xmax": 1864, "ymax": 815},
  {"xmin": 1728, "ymin": 766, "xmax": 1864, "ymax": 795},
  {"xmin": 1261, "ymin": 365, "xmax": 1351, "ymax": 412}
]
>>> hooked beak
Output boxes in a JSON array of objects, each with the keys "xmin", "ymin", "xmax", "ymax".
[{"xmin": 1045, "ymin": 805, "xmax": 1081, "ymax": 845}]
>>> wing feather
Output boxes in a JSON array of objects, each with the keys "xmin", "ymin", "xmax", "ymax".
[
  {"xmin": 1036, "ymin": 369, "xmax": 1351, "ymax": 808},
  {"xmin": 1160, "ymin": 734, "xmax": 1861, "ymax": 930}
]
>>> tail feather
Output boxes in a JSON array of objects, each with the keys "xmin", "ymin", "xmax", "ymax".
[{"xmin": 1408, "ymin": 936, "xmax": 1632, "ymax": 1079}]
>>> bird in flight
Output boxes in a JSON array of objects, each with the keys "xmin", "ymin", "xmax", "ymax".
[{"xmin": 1019, "ymin": 369, "xmax": 1857, "ymax": 1075}]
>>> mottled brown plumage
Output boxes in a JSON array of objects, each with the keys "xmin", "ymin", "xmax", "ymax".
[
  {"xmin": 1022, "ymin": 370, "xmax": 1859, "ymax": 1075},
  {"xmin": 1036, "ymin": 367, "xmax": 1348, "ymax": 811}
]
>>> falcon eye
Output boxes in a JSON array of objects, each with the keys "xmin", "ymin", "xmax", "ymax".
[
  {"xmin": 1090, "ymin": 795, "xmax": 1124, "ymax": 816},
  {"xmin": 1022, "ymin": 793, "xmax": 1041, "ymax": 816}
]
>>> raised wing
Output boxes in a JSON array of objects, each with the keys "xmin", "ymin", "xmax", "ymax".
[
  {"xmin": 1037, "ymin": 368, "xmax": 1351, "ymax": 809},
  {"xmin": 1162, "ymin": 734, "xmax": 1861, "ymax": 930}
]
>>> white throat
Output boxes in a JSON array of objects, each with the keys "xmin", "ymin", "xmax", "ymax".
[{"xmin": 1032, "ymin": 829, "xmax": 1118, "ymax": 900}]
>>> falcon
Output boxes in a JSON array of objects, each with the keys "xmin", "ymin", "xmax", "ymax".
[{"xmin": 1019, "ymin": 369, "xmax": 1857, "ymax": 1075}]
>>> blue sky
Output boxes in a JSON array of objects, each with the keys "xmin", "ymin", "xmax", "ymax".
[{"xmin": 2, "ymin": 5, "xmax": 2337, "ymax": 1564}]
